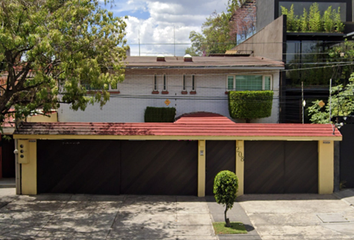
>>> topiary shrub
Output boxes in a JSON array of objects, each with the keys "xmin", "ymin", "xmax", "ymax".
[
  {"xmin": 214, "ymin": 170, "xmax": 238, "ymax": 227},
  {"xmin": 228, "ymin": 91, "xmax": 273, "ymax": 123},
  {"xmin": 144, "ymin": 107, "xmax": 176, "ymax": 122}
]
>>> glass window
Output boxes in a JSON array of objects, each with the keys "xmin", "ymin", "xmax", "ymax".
[
  {"xmin": 110, "ymin": 82, "xmax": 118, "ymax": 90},
  {"xmin": 264, "ymin": 76, "xmax": 271, "ymax": 90},
  {"xmin": 235, "ymin": 75, "xmax": 263, "ymax": 91},
  {"xmin": 182, "ymin": 75, "xmax": 186, "ymax": 91},
  {"xmin": 81, "ymin": 80, "xmax": 106, "ymax": 91},
  {"xmin": 227, "ymin": 76, "xmax": 234, "ymax": 90},
  {"xmin": 191, "ymin": 75, "xmax": 195, "ymax": 91},
  {"xmin": 153, "ymin": 75, "xmax": 157, "ymax": 91},
  {"xmin": 163, "ymin": 75, "xmax": 167, "ymax": 91}
]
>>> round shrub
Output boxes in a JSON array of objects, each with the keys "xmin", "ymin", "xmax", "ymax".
[{"xmin": 213, "ymin": 170, "xmax": 239, "ymax": 226}]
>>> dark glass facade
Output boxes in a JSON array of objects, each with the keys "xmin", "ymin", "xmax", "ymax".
[{"xmin": 285, "ymin": 40, "xmax": 338, "ymax": 87}]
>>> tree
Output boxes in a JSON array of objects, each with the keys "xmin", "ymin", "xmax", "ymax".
[
  {"xmin": 0, "ymin": 0, "xmax": 128, "ymax": 126},
  {"xmin": 213, "ymin": 170, "xmax": 238, "ymax": 227},
  {"xmin": 328, "ymin": 40, "xmax": 354, "ymax": 84},
  {"xmin": 308, "ymin": 73, "xmax": 354, "ymax": 124},
  {"xmin": 186, "ymin": 0, "xmax": 246, "ymax": 55}
]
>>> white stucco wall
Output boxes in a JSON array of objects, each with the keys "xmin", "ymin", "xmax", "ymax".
[{"xmin": 58, "ymin": 69, "xmax": 280, "ymax": 123}]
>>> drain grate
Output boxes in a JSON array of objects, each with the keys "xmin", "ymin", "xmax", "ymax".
[{"xmin": 317, "ymin": 213, "xmax": 349, "ymax": 223}]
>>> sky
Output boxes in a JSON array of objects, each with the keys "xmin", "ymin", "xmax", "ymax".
[{"xmin": 100, "ymin": 0, "xmax": 229, "ymax": 56}]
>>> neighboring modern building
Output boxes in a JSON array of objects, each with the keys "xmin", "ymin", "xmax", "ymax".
[
  {"xmin": 228, "ymin": 0, "xmax": 354, "ymax": 123},
  {"xmin": 58, "ymin": 55, "xmax": 283, "ymax": 123}
]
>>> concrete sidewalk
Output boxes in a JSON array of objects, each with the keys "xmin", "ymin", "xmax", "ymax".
[
  {"xmin": 1, "ymin": 188, "xmax": 354, "ymax": 239},
  {"xmin": 0, "ymin": 190, "xmax": 218, "ymax": 239},
  {"xmin": 238, "ymin": 190, "xmax": 354, "ymax": 240}
]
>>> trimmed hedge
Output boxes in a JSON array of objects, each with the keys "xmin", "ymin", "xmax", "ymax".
[
  {"xmin": 144, "ymin": 107, "xmax": 176, "ymax": 122},
  {"xmin": 228, "ymin": 91, "xmax": 274, "ymax": 122}
]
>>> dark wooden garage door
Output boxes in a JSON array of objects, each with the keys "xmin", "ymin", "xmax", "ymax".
[
  {"xmin": 121, "ymin": 140, "xmax": 197, "ymax": 195},
  {"xmin": 37, "ymin": 140, "xmax": 197, "ymax": 195},
  {"xmin": 244, "ymin": 141, "xmax": 318, "ymax": 194},
  {"xmin": 206, "ymin": 141, "xmax": 235, "ymax": 195},
  {"xmin": 37, "ymin": 140, "xmax": 120, "ymax": 195}
]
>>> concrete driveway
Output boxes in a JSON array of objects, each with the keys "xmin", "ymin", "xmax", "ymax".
[
  {"xmin": 237, "ymin": 190, "xmax": 354, "ymax": 240},
  {"xmin": 0, "ymin": 189, "xmax": 217, "ymax": 240}
]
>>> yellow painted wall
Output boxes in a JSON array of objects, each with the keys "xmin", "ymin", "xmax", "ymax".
[
  {"xmin": 26, "ymin": 112, "xmax": 58, "ymax": 122},
  {"xmin": 236, "ymin": 140, "xmax": 244, "ymax": 196},
  {"xmin": 318, "ymin": 140, "xmax": 334, "ymax": 194},
  {"xmin": 198, "ymin": 140, "xmax": 206, "ymax": 197},
  {"xmin": 21, "ymin": 140, "xmax": 37, "ymax": 195}
]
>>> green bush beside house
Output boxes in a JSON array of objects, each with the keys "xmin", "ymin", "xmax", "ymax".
[
  {"xmin": 228, "ymin": 91, "xmax": 274, "ymax": 123},
  {"xmin": 144, "ymin": 107, "xmax": 176, "ymax": 122}
]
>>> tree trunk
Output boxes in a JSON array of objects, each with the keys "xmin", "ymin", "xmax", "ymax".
[{"xmin": 224, "ymin": 206, "xmax": 231, "ymax": 227}]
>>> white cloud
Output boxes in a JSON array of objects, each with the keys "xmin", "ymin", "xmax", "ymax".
[{"xmin": 109, "ymin": 0, "xmax": 230, "ymax": 56}]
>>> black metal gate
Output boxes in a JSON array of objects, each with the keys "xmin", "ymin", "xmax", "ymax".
[
  {"xmin": 1, "ymin": 136, "xmax": 15, "ymax": 178},
  {"xmin": 339, "ymin": 125, "xmax": 354, "ymax": 188},
  {"xmin": 205, "ymin": 141, "xmax": 235, "ymax": 195},
  {"xmin": 37, "ymin": 140, "xmax": 120, "ymax": 195},
  {"xmin": 120, "ymin": 140, "xmax": 197, "ymax": 195},
  {"xmin": 244, "ymin": 141, "xmax": 318, "ymax": 193},
  {"xmin": 37, "ymin": 140, "xmax": 198, "ymax": 195}
]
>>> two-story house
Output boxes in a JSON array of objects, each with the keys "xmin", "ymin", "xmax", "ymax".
[{"xmin": 58, "ymin": 55, "xmax": 283, "ymax": 123}]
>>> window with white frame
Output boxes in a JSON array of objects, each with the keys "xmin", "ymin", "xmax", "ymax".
[
  {"xmin": 81, "ymin": 80, "xmax": 118, "ymax": 91},
  {"xmin": 191, "ymin": 75, "xmax": 196, "ymax": 91},
  {"xmin": 182, "ymin": 75, "xmax": 186, "ymax": 91},
  {"xmin": 227, "ymin": 75, "xmax": 272, "ymax": 91},
  {"xmin": 153, "ymin": 75, "xmax": 158, "ymax": 91}
]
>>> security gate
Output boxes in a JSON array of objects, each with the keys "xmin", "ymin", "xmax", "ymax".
[
  {"xmin": 244, "ymin": 141, "xmax": 318, "ymax": 193},
  {"xmin": 37, "ymin": 140, "xmax": 198, "ymax": 195}
]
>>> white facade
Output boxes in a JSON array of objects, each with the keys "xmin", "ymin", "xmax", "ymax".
[{"xmin": 58, "ymin": 68, "xmax": 280, "ymax": 123}]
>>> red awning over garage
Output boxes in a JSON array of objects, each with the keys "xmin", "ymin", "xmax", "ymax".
[{"xmin": 14, "ymin": 112, "xmax": 342, "ymax": 141}]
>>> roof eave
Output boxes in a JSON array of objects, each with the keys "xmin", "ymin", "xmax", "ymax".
[
  {"xmin": 125, "ymin": 66, "xmax": 284, "ymax": 70},
  {"xmin": 13, "ymin": 134, "xmax": 342, "ymax": 141}
]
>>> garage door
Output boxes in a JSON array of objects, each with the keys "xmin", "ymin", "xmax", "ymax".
[
  {"xmin": 37, "ymin": 140, "xmax": 197, "ymax": 195},
  {"xmin": 121, "ymin": 140, "xmax": 197, "ymax": 195},
  {"xmin": 205, "ymin": 141, "xmax": 235, "ymax": 195},
  {"xmin": 1, "ymin": 136, "xmax": 15, "ymax": 178},
  {"xmin": 244, "ymin": 141, "xmax": 318, "ymax": 194},
  {"xmin": 37, "ymin": 140, "xmax": 120, "ymax": 195}
]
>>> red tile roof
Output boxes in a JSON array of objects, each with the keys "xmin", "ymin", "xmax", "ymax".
[{"xmin": 14, "ymin": 112, "xmax": 342, "ymax": 140}]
